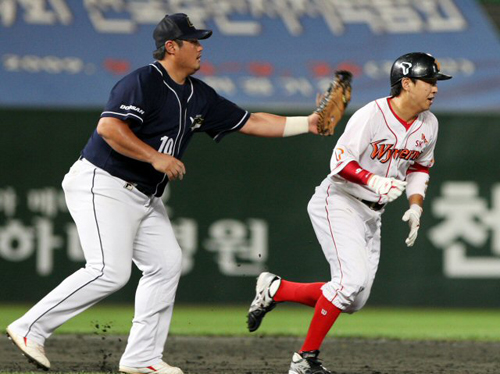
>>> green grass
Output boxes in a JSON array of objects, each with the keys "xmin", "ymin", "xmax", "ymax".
[{"xmin": 2, "ymin": 303, "xmax": 500, "ymax": 341}]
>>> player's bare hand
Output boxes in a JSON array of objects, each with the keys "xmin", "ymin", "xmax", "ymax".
[
  {"xmin": 151, "ymin": 153, "xmax": 186, "ymax": 181},
  {"xmin": 367, "ymin": 175, "xmax": 407, "ymax": 203},
  {"xmin": 402, "ymin": 204, "xmax": 422, "ymax": 247},
  {"xmin": 308, "ymin": 112, "xmax": 320, "ymax": 135}
]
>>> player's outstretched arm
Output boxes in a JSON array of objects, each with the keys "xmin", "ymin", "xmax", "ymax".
[
  {"xmin": 239, "ymin": 112, "xmax": 319, "ymax": 137},
  {"xmin": 97, "ymin": 117, "xmax": 186, "ymax": 180}
]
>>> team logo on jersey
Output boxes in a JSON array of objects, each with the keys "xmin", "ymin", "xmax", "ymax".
[
  {"xmin": 334, "ymin": 147, "xmax": 345, "ymax": 162},
  {"xmin": 190, "ymin": 114, "xmax": 204, "ymax": 130},
  {"xmin": 415, "ymin": 133, "xmax": 429, "ymax": 148},
  {"xmin": 370, "ymin": 140, "xmax": 421, "ymax": 163}
]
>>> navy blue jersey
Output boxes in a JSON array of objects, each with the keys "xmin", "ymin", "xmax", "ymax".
[{"xmin": 82, "ymin": 61, "xmax": 250, "ymax": 197}]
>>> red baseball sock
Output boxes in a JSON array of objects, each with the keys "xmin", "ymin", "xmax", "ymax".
[
  {"xmin": 274, "ymin": 280, "xmax": 325, "ymax": 307},
  {"xmin": 300, "ymin": 295, "xmax": 342, "ymax": 352}
]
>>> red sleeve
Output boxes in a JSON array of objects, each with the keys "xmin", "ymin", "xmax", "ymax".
[{"xmin": 338, "ymin": 161, "xmax": 373, "ymax": 186}]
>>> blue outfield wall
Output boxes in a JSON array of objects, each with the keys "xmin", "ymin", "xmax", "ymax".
[
  {"xmin": 0, "ymin": 109, "xmax": 499, "ymax": 307},
  {"xmin": 1, "ymin": 0, "xmax": 500, "ymax": 112}
]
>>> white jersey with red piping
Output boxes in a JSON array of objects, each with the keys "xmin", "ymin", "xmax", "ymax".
[{"xmin": 327, "ymin": 96, "xmax": 438, "ymax": 203}]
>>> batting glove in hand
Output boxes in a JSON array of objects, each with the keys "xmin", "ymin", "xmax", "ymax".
[
  {"xmin": 367, "ymin": 175, "xmax": 407, "ymax": 203},
  {"xmin": 402, "ymin": 204, "xmax": 423, "ymax": 247}
]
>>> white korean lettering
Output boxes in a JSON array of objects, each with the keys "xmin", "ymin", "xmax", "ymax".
[
  {"xmin": 27, "ymin": 187, "xmax": 67, "ymax": 217},
  {"xmin": 205, "ymin": 219, "xmax": 268, "ymax": 276},
  {"xmin": 202, "ymin": 77, "xmax": 237, "ymax": 95},
  {"xmin": 429, "ymin": 182, "xmax": 500, "ymax": 278},
  {"xmin": 3, "ymin": 54, "xmax": 87, "ymax": 74},
  {"xmin": 3, "ymin": 0, "xmax": 72, "ymax": 26},
  {"xmin": 281, "ymin": 77, "xmax": 314, "ymax": 96},
  {"xmin": 2, "ymin": 0, "xmax": 469, "ymax": 35},
  {"xmin": 0, "ymin": 0, "xmax": 17, "ymax": 27},
  {"xmin": 416, "ymin": 0, "xmax": 466, "ymax": 32},
  {"xmin": 241, "ymin": 77, "xmax": 274, "ymax": 97},
  {"xmin": 429, "ymin": 183, "xmax": 488, "ymax": 248},
  {"xmin": 0, "ymin": 220, "xmax": 35, "ymax": 261},
  {"xmin": 84, "ymin": 0, "xmax": 135, "ymax": 33},
  {"xmin": 0, "ymin": 187, "xmax": 17, "ymax": 217},
  {"xmin": 34, "ymin": 218, "xmax": 63, "ymax": 276},
  {"xmin": 172, "ymin": 218, "xmax": 198, "ymax": 275}
]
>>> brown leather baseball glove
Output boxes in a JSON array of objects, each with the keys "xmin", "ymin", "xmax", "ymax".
[{"xmin": 315, "ymin": 70, "xmax": 353, "ymax": 136}]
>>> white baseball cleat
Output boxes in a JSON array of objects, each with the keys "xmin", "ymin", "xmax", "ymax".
[
  {"xmin": 119, "ymin": 361, "xmax": 184, "ymax": 374},
  {"xmin": 6, "ymin": 325, "xmax": 50, "ymax": 371},
  {"xmin": 247, "ymin": 271, "xmax": 282, "ymax": 332},
  {"xmin": 289, "ymin": 350, "xmax": 332, "ymax": 374}
]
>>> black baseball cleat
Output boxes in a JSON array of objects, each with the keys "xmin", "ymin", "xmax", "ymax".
[
  {"xmin": 289, "ymin": 350, "xmax": 332, "ymax": 374},
  {"xmin": 246, "ymin": 272, "xmax": 281, "ymax": 332}
]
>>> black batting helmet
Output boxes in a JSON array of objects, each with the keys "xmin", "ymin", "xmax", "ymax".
[{"xmin": 390, "ymin": 52, "xmax": 452, "ymax": 87}]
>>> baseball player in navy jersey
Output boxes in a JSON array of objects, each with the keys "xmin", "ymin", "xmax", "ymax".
[
  {"xmin": 247, "ymin": 52, "xmax": 452, "ymax": 374},
  {"xmin": 6, "ymin": 13, "xmax": 322, "ymax": 374}
]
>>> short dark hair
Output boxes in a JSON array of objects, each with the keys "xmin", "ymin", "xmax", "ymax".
[
  {"xmin": 152, "ymin": 39, "xmax": 184, "ymax": 60},
  {"xmin": 390, "ymin": 77, "xmax": 416, "ymax": 97}
]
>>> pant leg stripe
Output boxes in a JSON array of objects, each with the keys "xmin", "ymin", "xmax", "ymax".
[
  {"xmin": 25, "ymin": 169, "xmax": 106, "ymax": 338},
  {"xmin": 325, "ymin": 183, "xmax": 344, "ymax": 302}
]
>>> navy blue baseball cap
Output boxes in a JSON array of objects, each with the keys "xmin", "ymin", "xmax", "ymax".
[{"xmin": 153, "ymin": 13, "xmax": 212, "ymax": 48}]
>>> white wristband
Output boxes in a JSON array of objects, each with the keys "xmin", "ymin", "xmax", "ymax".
[
  {"xmin": 406, "ymin": 171, "xmax": 429, "ymax": 199},
  {"xmin": 283, "ymin": 116, "xmax": 309, "ymax": 137}
]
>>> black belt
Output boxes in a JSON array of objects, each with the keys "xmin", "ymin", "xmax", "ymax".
[
  {"xmin": 360, "ymin": 199, "xmax": 386, "ymax": 211},
  {"xmin": 133, "ymin": 183, "xmax": 154, "ymax": 198},
  {"xmin": 79, "ymin": 157, "xmax": 155, "ymax": 198}
]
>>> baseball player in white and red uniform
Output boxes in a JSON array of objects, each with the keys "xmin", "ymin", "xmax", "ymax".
[{"xmin": 247, "ymin": 52, "xmax": 452, "ymax": 374}]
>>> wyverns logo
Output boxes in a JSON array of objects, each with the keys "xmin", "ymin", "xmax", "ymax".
[
  {"xmin": 120, "ymin": 104, "xmax": 145, "ymax": 115},
  {"xmin": 401, "ymin": 62, "xmax": 412, "ymax": 75},
  {"xmin": 370, "ymin": 140, "xmax": 421, "ymax": 163}
]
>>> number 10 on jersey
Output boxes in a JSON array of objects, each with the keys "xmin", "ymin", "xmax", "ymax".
[{"xmin": 158, "ymin": 136, "xmax": 174, "ymax": 155}]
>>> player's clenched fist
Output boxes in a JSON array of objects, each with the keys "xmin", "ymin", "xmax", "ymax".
[
  {"xmin": 367, "ymin": 174, "xmax": 407, "ymax": 203},
  {"xmin": 151, "ymin": 152, "xmax": 186, "ymax": 181}
]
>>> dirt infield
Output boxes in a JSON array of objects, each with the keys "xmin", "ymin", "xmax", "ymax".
[{"xmin": 2, "ymin": 334, "xmax": 500, "ymax": 373}]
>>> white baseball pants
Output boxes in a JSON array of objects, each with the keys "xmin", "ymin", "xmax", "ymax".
[
  {"xmin": 308, "ymin": 179, "xmax": 382, "ymax": 313},
  {"xmin": 8, "ymin": 159, "xmax": 182, "ymax": 367}
]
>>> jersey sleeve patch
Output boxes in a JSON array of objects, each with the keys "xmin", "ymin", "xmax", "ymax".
[{"xmin": 101, "ymin": 66, "xmax": 159, "ymax": 126}]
